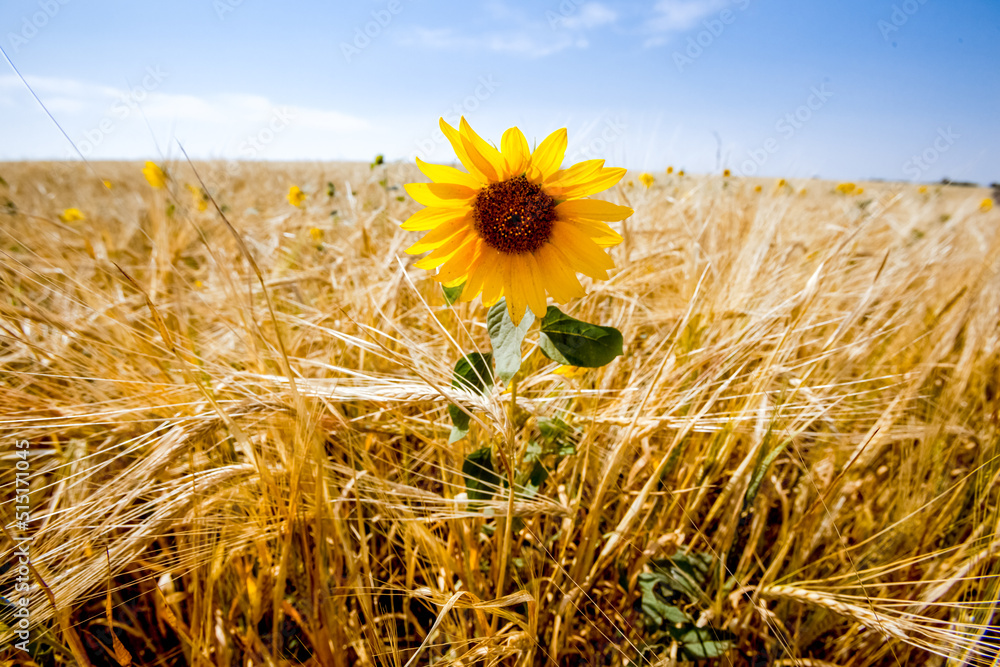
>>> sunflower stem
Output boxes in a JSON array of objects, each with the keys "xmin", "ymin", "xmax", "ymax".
[{"xmin": 494, "ymin": 376, "xmax": 518, "ymax": 617}]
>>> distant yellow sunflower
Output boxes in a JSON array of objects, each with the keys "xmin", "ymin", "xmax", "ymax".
[
  {"xmin": 288, "ymin": 185, "xmax": 306, "ymax": 208},
  {"xmin": 142, "ymin": 161, "xmax": 167, "ymax": 189},
  {"xmin": 59, "ymin": 207, "xmax": 85, "ymax": 223},
  {"xmin": 403, "ymin": 118, "xmax": 632, "ymax": 324}
]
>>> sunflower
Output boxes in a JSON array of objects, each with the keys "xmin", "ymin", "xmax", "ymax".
[
  {"xmin": 402, "ymin": 118, "xmax": 632, "ymax": 324},
  {"xmin": 59, "ymin": 207, "xmax": 85, "ymax": 223},
  {"xmin": 288, "ymin": 185, "xmax": 306, "ymax": 208},
  {"xmin": 142, "ymin": 162, "xmax": 167, "ymax": 189}
]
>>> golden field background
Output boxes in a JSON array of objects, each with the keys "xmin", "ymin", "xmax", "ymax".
[{"xmin": 0, "ymin": 160, "xmax": 998, "ymax": 666}]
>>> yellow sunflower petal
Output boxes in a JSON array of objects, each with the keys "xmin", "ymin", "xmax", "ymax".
[
  {"xmin": 501, "ymin": 255, "xmax": 528, "ymax": 324},
  {"xmin": 555, "ymin": 198, "xmax": 633, "ymax": 222},
  {"xmin": 547, "ymin": 167, "xmax": 627, "ymax": 200},
  {"xmin": 415, "ymin": 157, "xmax": 481, "ymax": 190},
  {"xmin": 413, "ymin": 231, "xmax": 474, "ymax": 269},
  {"xmin": 501, "ymin": 127, "xmax": 530, "ymax": 178},
  {"xmin": 564, "ymin": 218, "xmax": 624, "ymax": 247},
  {"xmin": 529, "ymin": 128, "xmax": 568, "ymax": 181},
  {"xmin": 544, "ymin": 159, "xmax": 605, "ymax": 188},
  {"xmin": 405, "ymin": 212, "xmax": 473, "ymax": 254},
  {"xmin": 405, "ymin": 182, "xmax": 477, "ymax": 207},
  {"xmin": 480, "ymin": 252, "xmax": 506, "ymax": 306},
  {"xmin": 401, "ymin": 206, "xmax": 468, "ymax": 231},
  {"xmin": 435, "ymin": 237, "xmax": 482, "ymax": 285},
  {"xmin": 536, "ymin": 244, "xmax": 586, "ymax": 303},
  {"xmin": 459, "ymin": 246, "xmax": 494, "ymax": 303},
  {"xmin": 458, "ymin": 118, "xmax": 503, "ymax": 183},
  {"xmin": 522, "ymin": 253, "xmax": 549, "ymax": 318},
  {"xmin": 440, "ymin": 118, "xmax": 490, "ymax": 183},
  {"xmin": 550, "ymin": 223, "xmax": 614, "ymax": 279}
]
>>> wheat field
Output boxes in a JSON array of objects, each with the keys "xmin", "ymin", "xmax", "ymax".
[{"xmin": 1, "ymin": 159, "xmax": 998, "ymax": 666}]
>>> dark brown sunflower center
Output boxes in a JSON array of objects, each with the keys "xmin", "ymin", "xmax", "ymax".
[{"xmin": 473, "ymin": 175, "xmax": 556, "ymax": 254}]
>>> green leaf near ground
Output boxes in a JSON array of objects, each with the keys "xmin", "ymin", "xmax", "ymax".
[
  {"xmin": 538, "ymin": 306, "xmax": 623, "ymax": 368},
  {"xmin": 462, "ymin": 447, "xmax": 498, "ymax": 501},
  {"xmin": 676, "ymin": 627, "xmax": 734, "ymax": 660},
  {"xmin": 637, "ymin": 573, "xmax": 693, "ymax": 626},
  {"xmin": 487, "ymin": 298, "xmax": 534, "ymax": 384},
  {"xmin": 525, "ymin": 416, "xmax": 578, "ymax": 465},
  {"xmin": 637, "ymin": 551, "xmax": 715, "ymax": 629}
]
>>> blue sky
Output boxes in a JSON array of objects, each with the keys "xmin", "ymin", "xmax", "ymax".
[{"xmin": 1, "ymin": 0, "xmax": 997, "ymax": 182}]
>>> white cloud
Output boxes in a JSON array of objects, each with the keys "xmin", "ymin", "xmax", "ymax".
[
  {"xmin": 293, "ymin": 106, "xmax": 370, "ymax": 132},
  {"xmin": 0, "ymin": 74, "xmax": 370, "ymax": 160},
  {"xmin": 400, "ymin": 26, "xmax": 576, "ymax": 59},
  {"xmin": 398, "ymin": 0, "xmax": 617, "ymax": 59},
  {"xmin": 558, "ymin": 2, "xmax": 618, "ymax": 30},
  {"xmin": 643, "ymin": 0, "xmax": 728, "ymax": 45},
  {"xmin": 1, "ymin": 74, "xmax": 368, "ymax": 130}
]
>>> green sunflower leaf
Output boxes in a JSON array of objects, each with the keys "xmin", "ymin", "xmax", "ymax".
[
  {"xmin": 487, "ymin": 298, "xmax": 534, "ymax": 385},
  {"xmin": 462, "ymin": 447, "xmax": 498, "ymax": 501},
  {"xmin": 538, "ymin": 306, "xmax": 623, "ymax": 368},
  {"xmin": 448, "ymin": 352, "xmax": 493, "ymax": 442},
  {"xmin": 448, "ymin": 405, "xmax": 470, "ymax": 443},
  {"xmin": 442, "ymin": 282, "xmax": 464, "ymax": 305},
  {"xmin": 676, "ymin": 627, "xmax": 734, "ymax": 660}
]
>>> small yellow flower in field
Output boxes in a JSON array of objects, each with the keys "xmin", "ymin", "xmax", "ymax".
[
  {"xmin": 639, "ymin": 172, "xmax": 655, "ymax": 188},
  {"xmin": 59, "ymin": 207, "xmax": 84, "ymax": 223},
  {"xmin": 194, "ymin": 280, "xmax": 204, "ymax": 289},
  {"xmin": 666, "ymin": 166, "xmax": 674, "ymax": 175},
  {"xmin": 102, "ymin": 179, "xmax": 113, "ymax": 190},
  {"xmin": 981, "ymin": 198, "xmax": 994, "ymax": 212},
  {"xmin": 835, "ymin": 182, "xmax": 856, "ymax": 195},
  {"xmin": 777, "ymin": 178, "xmax": 787, "ymax": 188},
  {"xmin": 799, "ymin": 188, "xmax": 808, "ymax": 196},
  {"xmin": 309, "ymin": 227, "xmax": 323, "ymax": 241},
  {"xmin": 553, "ymin": 365, "xmax": 587, "ymax": 379},
  {"xmin": 142, "ymin": 161, "xmax": 167, "ymax": 189},
  {"xmin": 918, "ymin": 185, "xmax": 928, "ymax": 194},
  {"xmin": 677, "ymin": 169, "xmax": 685, "ymax": 177},
  {"xmin": 855, "ymin": 187, "xmax": 864, "ymax": 195},
  {"xmin": 288, "ymin": 185, "xmax": 306, "ymax": 208},
  {"xmin": 402, "ymin": 117, "xmax": 632, "ymax": 325},
  {"xmin": 186, "ymin": 184, "xmax": 209, "ymax": 211},
  {"xmin": 723, "ymin": 169, "xmax": 731, "ymax": 177},
  {"xmin": 754, "ymin": 185, "xmax": 762, "ymax": 192}
]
